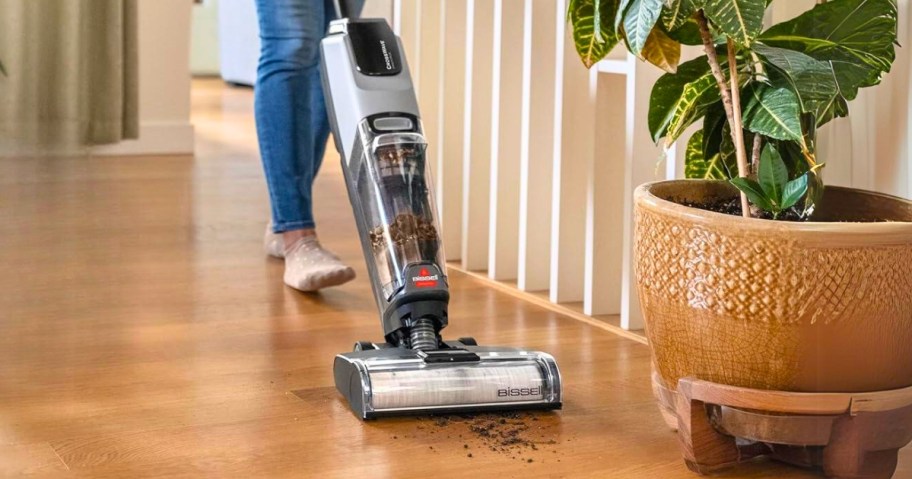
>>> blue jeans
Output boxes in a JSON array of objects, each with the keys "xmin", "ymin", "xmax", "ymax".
[{"xmin": 253, "ymin": 0, "xmax": 361, "ymax": 233}]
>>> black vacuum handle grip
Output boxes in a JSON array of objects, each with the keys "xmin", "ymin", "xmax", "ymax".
[{"xmin": 333, "ymin": 0, "xmax": 359, "ymax": 20}]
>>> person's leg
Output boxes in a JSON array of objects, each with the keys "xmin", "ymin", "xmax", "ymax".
[{"xmin": 254, "ymin": 0, "xmax": 354, "ymax": 290}]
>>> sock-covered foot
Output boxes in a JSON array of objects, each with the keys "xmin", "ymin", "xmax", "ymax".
[
  {"xmin": 283, "ymin": 236, "xmax": 355, "ymax": 292},
  {"xmin": 264, "ymin": 222, "xmax": 286, "ymax": 258}
]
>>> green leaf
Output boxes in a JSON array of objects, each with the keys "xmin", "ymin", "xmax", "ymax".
[
  {"xmin": 685, "ymin": 129, "xmax": 729, "ymax": 179},
  {"xmin": 758, "ymin": 143, "xmax": 788, "ymax": 204},
  {"xmin": 702, "ymin": 103, "xmax": 726, "ymax": 160},
  {"xmin": 661, "ymin": 17, "xmax": 704, "ymax": 45},
  {"xmin": 703, "ymin": 0, "xmax": 766, "ymax": 46},
  {"xmin": 803, "ymin": 167, "xmax": 825, "ymax": 216},
  {"xmin": 759, "ymin": 0, "xmax": 898, "ymax": 101},
  {"xmin": 752, "ymin": 44, "xmax": 839, "ymax": 118},
  {"xmin": 641, "ymin": 26, "xmax": 681, "ymax": 73},
  {"xmin": 741, "ymin": 82, "xmax": 804, "ymax": 143},
  {"xmin": 781, "ymin": 173, "xmax": 809, "ymax": 209},
  {"xmin": 622, "ymin": 0, "xmax": 665, "ymax": 55},
  {"xmin": 721, "ymin": 123, "xmax": 757, "ymax": 174},
  {"xmin": 615, "ymin": 0, "xmax": 632, "ymax": 28},
  {"xmin": 648, "ymin": 56, "xmax": 720, "ymax": 143},
  {"xmin": 662, "ymin": 0, "xmax": 698, "ymax": 31},
  {"xmin": 570, "ymin": 0, "xmax": 623, "ymax": 68},
  {"xmin": 730, "ymin": 177, "xmax": 775, "ymax": 212}
]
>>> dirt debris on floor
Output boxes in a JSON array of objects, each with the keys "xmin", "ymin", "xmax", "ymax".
[{"xmin": 407, "ymin": 412, "xmax": 559, "ymax": 462}]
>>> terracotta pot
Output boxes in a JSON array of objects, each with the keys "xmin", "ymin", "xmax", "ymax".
[{"xmin": 635, "ymin": 180, "xmax": 912, "ymax": 393}]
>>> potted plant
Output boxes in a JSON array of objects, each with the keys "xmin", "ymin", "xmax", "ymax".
[{"xmin": 568, "ymin": 0, "xmax": 912, "ymax": 440}]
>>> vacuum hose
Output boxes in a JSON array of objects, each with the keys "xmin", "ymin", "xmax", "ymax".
[{"xmin": 409, "ymin": 317, "xmax": 438, "ymax": 351}]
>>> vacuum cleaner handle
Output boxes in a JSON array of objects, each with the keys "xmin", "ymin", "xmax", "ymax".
[{"xmin": 333, "ymin": 0, "xmax": 360, "ymax": 20}]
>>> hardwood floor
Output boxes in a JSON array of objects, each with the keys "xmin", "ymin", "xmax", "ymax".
[{"xmin": 0, "ymin": 78, "xmax": 907, "ymax": 478}]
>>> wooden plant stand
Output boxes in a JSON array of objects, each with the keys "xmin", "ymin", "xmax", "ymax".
[{"xmin": 653, "ymin": 373, "xmax": 912, "ymax": 478}]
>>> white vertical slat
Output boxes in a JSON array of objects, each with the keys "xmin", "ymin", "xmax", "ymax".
[
  {"xmin": 620, "ymin": 56, "xmax": 665, "ymax": 330},
  {"xmin": 583, "ymin": 73, "xmax": 627, "ymax": 316},
  {"xmin": 517, "ymin": 0, "xmax": 557, "ymax": 292},
  {"xmin": 392, "ymin": 0, "xmax": 402, "ymax": 32},
  {"xmin": 438, "ymin": 0, "xmax": 467, "ymax": 261},
  {"xmin": 396, "ymin": 0, "xmax": 421, "ymax": 90},
  {"xmin": 488, "ymin": 0, "xmax": 525, "ymax": 280},
  {"xmin": 550, "ymin": 0, "xmax": 597, "ymax": 303},
  {"xmin": 460, "ymin": 0, "xmax": 495, "ymax": 271}
]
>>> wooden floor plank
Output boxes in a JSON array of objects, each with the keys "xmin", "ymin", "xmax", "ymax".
[
  {"xmin": 0, "ymin": 442, "xmax": 69, "ymax": 476},
  {"xmin": 0, "ymin": 79, "xmax": 906, "ymax": 477}
]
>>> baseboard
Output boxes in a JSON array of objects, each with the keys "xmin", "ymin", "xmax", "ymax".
[
  {"xmin": 92, "ymin": 122, "xmax": 195, "ymax": 156},
  {"xmin": 0, "ymin": 122, "xmax": 195, "ymax": 158}
]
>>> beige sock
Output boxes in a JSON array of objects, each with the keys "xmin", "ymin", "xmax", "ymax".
[
  {"xmin": 264, "ymin": 222, "xmax": 285, "ymax": 258},
  {"xmin": 283, "ymin": 236, "xmax": 355, "ymax": 292}
]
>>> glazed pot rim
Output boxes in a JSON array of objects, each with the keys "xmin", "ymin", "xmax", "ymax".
[{"xmin": 635, "ymin": 180, "xmax": 912, "ymax": 238}]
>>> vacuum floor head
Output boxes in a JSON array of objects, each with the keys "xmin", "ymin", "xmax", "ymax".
[{"xmin": 334, "ymin": 342, "xmax": 562, "ymax": 419}]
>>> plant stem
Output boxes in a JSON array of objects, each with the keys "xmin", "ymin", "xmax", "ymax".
[
  {"xmin": 727, "ymin": 39, "xmax": 751, "ymax": 179},
  {"xmin": 697, "ymin": 11, "xmax": 751, "ymax": 218},
  {"xmin": 751, "ymin": 134, "xmax": 763, "ymax": 176}
]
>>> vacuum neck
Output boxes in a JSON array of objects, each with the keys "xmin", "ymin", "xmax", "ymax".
[{"xmin": 333, "ymin": 0, "xmax": 359, "ymax": 19}]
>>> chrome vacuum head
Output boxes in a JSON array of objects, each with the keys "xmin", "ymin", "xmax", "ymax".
[
  {"xmin": 335, "ymin": 341, "xmax": 562, "ymax": 419},
  {"xmin": 320, "ymin": 3, "xmax": 562, "ymax": 420}
]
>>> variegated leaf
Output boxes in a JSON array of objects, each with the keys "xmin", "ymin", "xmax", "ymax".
[
  {"xmin": 741, "ymin": 83, "xmax": 804, "ymax": 143},
  {"xmin": 622, "ymin": 0, "xmax": 664, "ymax": 56},
  {"xmin": 570, "ymin": 0, "xmax": 623, "ymax": 68},
  {"xmin": 703, "ymin": 0, "xmax": 765, "ymax": 46},
  {"xmin": 641, "ymin": 27, "xmax": 681, "ymax": 73},
  {"xmin": 684, "ymin": 129, "xmax": 730, "ymax": 179}
]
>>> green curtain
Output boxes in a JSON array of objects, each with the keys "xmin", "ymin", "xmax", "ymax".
[{"xmin": 0, "ymin": 0, "xmax": 138, "ymax": 148}]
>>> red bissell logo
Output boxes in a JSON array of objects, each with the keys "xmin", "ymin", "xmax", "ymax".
[{"xmin": 412, "ymin": 268, "xmax": 439, "ymax": 288}]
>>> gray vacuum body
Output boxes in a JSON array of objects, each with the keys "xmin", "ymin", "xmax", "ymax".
[{"xmin": 320, "ymin": 15, "xmax": 562, "ymax": 420}]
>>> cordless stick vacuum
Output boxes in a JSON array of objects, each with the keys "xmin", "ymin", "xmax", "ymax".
[{"xmin": 321, "ymin": 1, "xmax": 562, "ymax": 419}]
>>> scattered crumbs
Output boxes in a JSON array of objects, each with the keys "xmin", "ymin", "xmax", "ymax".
[
  {"xmin": 415, "ymin": 412, "xmax": 557, "ymax": 461},
  {"xmin": 393, "ymin": 436, "xmax": 397, "ymax": 439}
]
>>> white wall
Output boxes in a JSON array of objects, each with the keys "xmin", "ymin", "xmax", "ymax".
[{"xmin": 95, "ymin": 0, "xmax": 195, "ymax": 156}]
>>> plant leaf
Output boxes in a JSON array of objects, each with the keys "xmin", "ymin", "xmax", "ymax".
[
  {"xmin": 702, "ymin": 103, "xmax": 726, "ymax": 159},
  {"xmin": 703, "ymin": 0, "xmax": 766, "ymax": 46},
  {"xmin": 685, "ymin": 129, "xmax": 729, "ymax": 179},
  {"xmin": 781, "ymin": 173, "xmax": 809, "ymax": 209},
  {"xmin": 741, "ymin": 82, "xmax": 804, "ymax": 143},
  {"xmin": 665, "ymin": 72, "xmax": 718, "ymax": 143},
  {"xmin": 615, "ymin": 0, "xmax": 632, "ymax": 28},
  {"xmin": 730, "ymin": 177, "xmax": 775, "ymax": 211},
  {"xmin": 622, "ymin": 0, "xmax": 665, "ymax": 56},
  {"xmin": 662, "ymin": 0, "xmax": 698, "ymax": 31},
  {"xmin": 719, "ymin": 123, "xmax": 756, "ymax": 177},
  {"xmin": 641, "ymin": 26, "xmax": 681, "ymax": 73},
  {"xmin": 759, "ymin": 0, "xmax": 898, "ymax": 101},
  {"xmin": 752, "ymin": 43, "xmax": 839, "ymax": 118},
  {"xmin": 648, "ymin": 56, "xmax": 720, "ymax": 143},
  {"xmin": 570, "ymin": 0, "xmax": 623, "ymax": 68},
  {"xmin": 758, "ymin": 143, "xmax": 788, "ymax": 204},
  {"xmin": 802, "ymin": 167, "xmax": 825, "ymax": 216}
]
